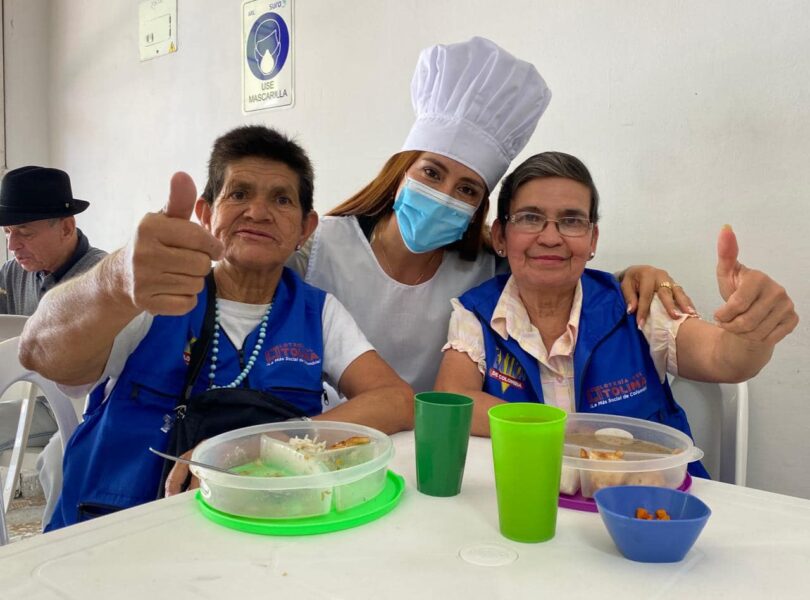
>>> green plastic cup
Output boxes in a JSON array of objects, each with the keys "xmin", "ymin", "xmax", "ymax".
[
  {"xmin": 489, "ymin": 403, "xmax": 567, "ymax": 543},
  {"xmin": 414, "ymin": 392, "xmax": 474, "ymax": 497}
]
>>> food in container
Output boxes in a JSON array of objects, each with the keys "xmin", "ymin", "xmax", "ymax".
[
  {"xmin": 190, "ymin": 421, "xmax": 393, "ymax": 519},
  {"xmin": 559, "ymin": 414, "xmax": 703, "ymax": 498},
  {"xmin": 594, "ymin": 485, "xmax": 712, "ymax": 562}
]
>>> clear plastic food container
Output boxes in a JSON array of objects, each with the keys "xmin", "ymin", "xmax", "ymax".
[
  {"xmin": 190, "ymin": 421, "xmax": 393, "ymax": 519},
  {"xmin": 560, "ymin": 413, "xmax": 704, "ymax": 498}
]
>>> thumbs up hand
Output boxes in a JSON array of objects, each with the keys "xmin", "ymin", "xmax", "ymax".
[
  {"xmin": 713, "ymin": 225, "xmax": 798, "ymax": 346},
  {"xmin": 124, "ymin": 172, "xmax": 224, "ymax": 316},
  {"xmin": 715, "ymin": 224, "xmax": 743, "ymax": 301},
  {"xmin": 162, "ymin": 171, "xmax": 199, "ymax": 220}
]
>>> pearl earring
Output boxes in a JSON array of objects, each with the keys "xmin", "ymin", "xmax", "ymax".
[
  {"xmin": 295, "ymin": 243, "xmax": 302, "ymax": 251},
  {"xmin": 498, "ymin": 249, "xmax": 505, "ymax": 257},
  {"xmin": 589, "ymin": 252, "xmax": 595, "ymax": 259}
]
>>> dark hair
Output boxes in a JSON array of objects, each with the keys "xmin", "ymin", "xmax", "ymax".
[
  {"xmin": 327, "ymin": 151, "xmax": 491, "ymax": 261},
  {"xmin": 497, "ymin": 151, "xmax": 600, "ymax": 225},
  {"xmin": 202, "ymin": 125, "xmax": 315, "ymax": 214}
]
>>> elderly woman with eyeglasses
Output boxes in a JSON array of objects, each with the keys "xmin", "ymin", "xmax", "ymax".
[{"xmin": 435, "ymin": 151, "xmax": 798, "ymax": 478}]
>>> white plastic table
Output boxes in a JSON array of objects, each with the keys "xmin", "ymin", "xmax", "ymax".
[{"xmin": 2, "ymin": 432, "xmax": 809, "ymax": 599}]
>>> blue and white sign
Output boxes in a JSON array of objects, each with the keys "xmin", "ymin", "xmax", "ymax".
[{"xmin": 242, "ymin": 0, "xmax": 294, "ymax": 112}]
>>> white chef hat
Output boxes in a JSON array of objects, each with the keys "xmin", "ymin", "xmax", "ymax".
[{"xmin": 401, "ymin": 37, "xmax": 552, "ymax": 191}]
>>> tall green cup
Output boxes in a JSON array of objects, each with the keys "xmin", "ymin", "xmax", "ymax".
[
  {"xmin": 489, "ymin": 403, "xmax": 567, "ymax": 543},
  {"xmin": 415, "ymin": 392, "xmax": 474, "ymax": 497}
]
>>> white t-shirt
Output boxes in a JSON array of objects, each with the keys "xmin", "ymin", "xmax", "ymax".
[{"xmin": 66, "ymin": 293, "xmax": 373, "ymax": 403}]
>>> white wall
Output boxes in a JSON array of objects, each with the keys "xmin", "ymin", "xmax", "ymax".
[
  {"xmin": 2, "ymin": 0, "xmax": 50, "ymax": 262},
  {"xmin": 3, "ymin": 0, "xmax": 49, "ymax": 168},
  {"xmin": 5, "ymin": 0, "xmax": 810, "ymax": 497}
]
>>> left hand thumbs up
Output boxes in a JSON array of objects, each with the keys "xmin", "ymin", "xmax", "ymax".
[
  {"xmin": 716, "ymin": 224, "xmax": 744, "ymax": 301},
  {"xmin": 712, "ymin": 225, "xmax": 798, "ymax": 345}
]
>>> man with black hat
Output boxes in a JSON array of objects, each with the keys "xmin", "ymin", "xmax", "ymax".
[
  {"xmin": 0, "ymin": 166, "xmax": 106, "ymax": 314},
  {"xmin": 0, "ymin": 166, "xmax": 106, "ymax": 529}
]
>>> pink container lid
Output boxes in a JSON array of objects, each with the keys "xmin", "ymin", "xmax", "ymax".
[{"xmin": 559, "ymin": 473, "xmax": 693, "ymax": 512}]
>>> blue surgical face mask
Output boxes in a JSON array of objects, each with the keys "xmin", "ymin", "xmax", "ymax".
[{"xmin": 392, "ymin": 177, "xmax": 479, "ymax": 254}]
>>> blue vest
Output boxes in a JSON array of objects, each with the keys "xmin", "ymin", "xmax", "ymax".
[
  {"xmin": 48, "ymin": 268, "xmax": 327, "ymax": 530},
  {"xmin": 459, "ymin": 270, "xmax": 708, "ymax": 479}
]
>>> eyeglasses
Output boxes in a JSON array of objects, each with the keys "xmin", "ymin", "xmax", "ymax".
[{"xmin": 507, "ymin": 211, "xmax": 593, "ymax": 237}]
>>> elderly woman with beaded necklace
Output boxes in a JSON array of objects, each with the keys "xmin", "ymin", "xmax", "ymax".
[{"xmin": 20, "ymin": 126, "xmax": 414, "ymax": 531}]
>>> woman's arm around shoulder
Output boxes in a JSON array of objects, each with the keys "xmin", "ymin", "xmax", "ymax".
[{"xmin": 619, "ymin": 264, "xmax": 697, "ymax": 326}]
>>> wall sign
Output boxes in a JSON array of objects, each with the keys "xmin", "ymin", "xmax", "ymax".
[
  {"xmin": 242, "ymin": 0, "xmax": 294, "ymax": 112},
  {"xmin": 139, "ymin": 0, "xmax": 177, "ymax": 61}
]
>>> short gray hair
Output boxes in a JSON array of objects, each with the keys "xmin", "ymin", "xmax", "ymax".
[{"xmin": 497, "ymin": 151, "xmax": 600, "ymax": 224}]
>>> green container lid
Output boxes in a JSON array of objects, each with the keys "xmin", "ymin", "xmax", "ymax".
[{"xmin": 196, "ymin": 470, "xmax": 405, "ymax": 536}]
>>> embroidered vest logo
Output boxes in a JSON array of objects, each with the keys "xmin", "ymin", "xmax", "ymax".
[
  {"xmin": 265, "ymin": 342, "xmax": 322, "ymax": 367},
  {"xmin": 586, "ymin": 371, "xmax": 648, "ymax": 408},
  {"xmin": 488, "ymin": 348, "xmax": 526, "ymax": 393}
]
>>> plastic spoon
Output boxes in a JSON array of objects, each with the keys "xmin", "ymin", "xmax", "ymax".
[
  {"xmin": 148, "ymin": 447, "xmax": 240, "ymax": 476},
  {"xmin": 594, "ymin": 427, "xmax": 634, "ymax": 445}
]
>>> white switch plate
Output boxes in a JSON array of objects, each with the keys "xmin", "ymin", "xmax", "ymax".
[{"xmin": 139, "ymin": 0, "xmax": 177, "ymax": 61}]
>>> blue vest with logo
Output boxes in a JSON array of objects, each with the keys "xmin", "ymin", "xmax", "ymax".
[
  {"xmin": 459, "ymin": 270, "xmax": 708, "ymax": 479},
  {"xmin": 48, "ymin": 268, "xmax": 327, "ymax": 530}
]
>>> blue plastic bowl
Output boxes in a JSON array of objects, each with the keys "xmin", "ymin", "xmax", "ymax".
[{"xmin": 593, "ymin": 485, "xmax": 711, "ymax": 563}]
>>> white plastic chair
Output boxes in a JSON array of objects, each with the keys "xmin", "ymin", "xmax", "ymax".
[
  {"xmin": 0, "ymin": 316, "xmax": 35, "ymax": 418},
  {"xmin": 0, "ymin": 314, "xmax": 28, "ymax": 340},
  {"xmin": 0, "ymin": 316, "xmax": 32, "ymax": 544},
  {"xmin": 0, "ymin": 336, "xmax": 79, "ymax": 545},
  {"xmin": 669, "ymin": 376, "xmax": 749, "ymax": 486}
]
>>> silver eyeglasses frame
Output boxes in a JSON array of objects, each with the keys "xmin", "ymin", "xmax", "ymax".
[{"xmin": 506, "ymin": 211, "xmax": 593, "ymax": 238}]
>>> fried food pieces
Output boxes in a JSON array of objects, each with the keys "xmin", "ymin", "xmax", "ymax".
[
  {"xmin": 329, "ymin": 436, "xmax": 371, "ymax": 450},
  {"xmin": 635, "ymin": 507, "xmax": 671, "ymax": 520}
]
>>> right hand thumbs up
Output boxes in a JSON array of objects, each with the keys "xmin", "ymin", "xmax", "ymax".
[
  {"xmin": 126, "ymin": 172, "xmax": 224, "ymax": 316},
  {"xmin": 162, "ymin": 172, "xmax": 198, "ymax": 220}
]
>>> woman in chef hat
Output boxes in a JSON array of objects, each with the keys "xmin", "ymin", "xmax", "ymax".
[{"xmin": 289, "ymin": 37, "xmax": 690, "ymax": 396}]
